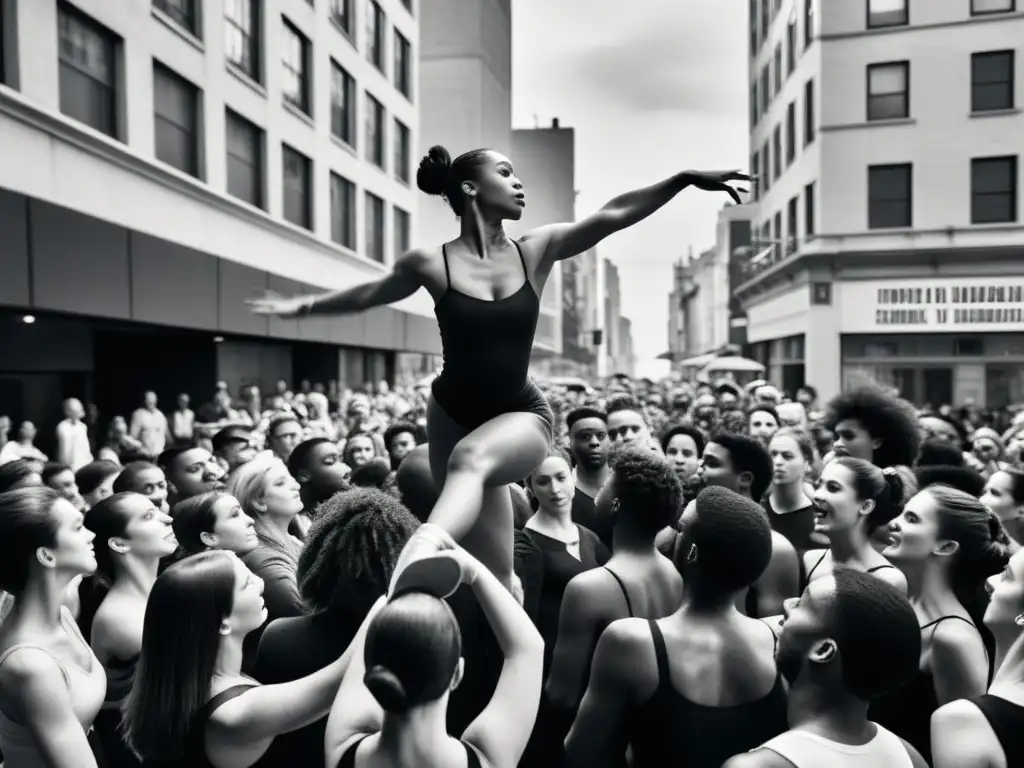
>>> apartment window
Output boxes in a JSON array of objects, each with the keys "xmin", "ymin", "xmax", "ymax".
[
  {"xmin": 773, "ymin": 44, "xmax": 782, "ymax": 95},
  {"xmin": 366, "ymin": 93, "xmax": 384, "ymax": 167},
  {"xmin": 330, "ymin": 60, "xmax": 356, "ymax": 145},
  {"xmin": 787, "ymin": 196, "xmax": 798, "ymax": 249},
  {"xmin": 367, "ymin": 0, "xmax": 385, "ymax": 71},
  {"xmin": 282, "ymin": 145, "xmax": 312, "ymax": 230},
  {"xmin": 972, "ymin": 156, "xmax": 1018, "ymax": 223},
  {"xmin": 972, "ymin": 0, "xmax": 1016, "ymax": 15},
  {"xmin": 225, "ymin": 0, "xmax": 260, "ymax": 82},
  {"xmin": 400, "ymin": 0, "xmax": 413, "ymax": 12},
  {"xmin": 786, "ymin": 102, "xmax": 796, "ymax": 164},
  {"xmin": 760, "ymin": 0, "xmax": 769, "ymax": 40},
  {"xmin": 394, "ymin": 30, "xmax": 412, "ymax": 99},
  {"xmin": 282, "ymin": 19, "xmax": 310, "ymax": 115},
  {"xmin": 760, "ymin": 66, "xmax": 770, "ymax": 113},
  {"xmin": 330, "ymin": 0, "xmax": 353, "ymax": 36},
  {"xmin": 762, "ymin": 144, "xmax": 771, "ymax": 192},
  {"xmin": 330, "ymin": 172, "xmax": 356, "ymax": 249},
  {"xmin": 0, "ymin": 0, "xmax": 6, "ymax": 86},
  {"xmin": 153, "ymin": 63, "xmax": 200, "ymax": 177},
  {"xmin": 365, "ymin": 192, "xmax": 385, "ymax": 262},
  {"xmin": 226, "ymin": 109, "xmax": 263, "ymax": 208},
  {"xmin": 868, "ymin": 164, "xmax": 912, "ymax": 229},
  {"xmin": 57, "ymin": 3, "xmax": 118, "ymax": 138},
  {"xmin": 772, "ymin": 126, "xmax": 782, "ymax": 180},
  {"xmin": 868, "ymin": 0, "xmax": 908, "ymax": 28},
  {"xmin": 773, "ymin": 212, "xmax": 782, "ymax": 255},
  {"xmin": 393, "ymin": 118, "xmax": 410, "ymax": 184},
  {"xmin": 751, "ymin": 153, "xmax": 760, "ymax": 201},
  {"xmin": 805, "ymin": 181, "xmax": 815, "ymax": 235},
  {"xmin": 803, "ymin": 0, "xmax": 814, "ymax": 48},
  {"xmin": 751, "ymin": 82, "xmax": 759, "ymax": 127},
  {"xmin": 867, "ymin": 62, "xmax": 909, "ymax": 120},
  {"xmin": 786, "ymin": 16, "xmax": 795, "ymax": 74},
  {"xmin": 154, "ymin": 0, "xmax": 199, "ymax": 37},
  {"xmin": 749, "ymin": 0, "xmax": 758, "ymax": 55},
  {"xmin": 393, "ymin": 206, "xmax": 410, "ymax": 260},
  {"xmin": 803, "ymin": 79, "xmax": 815, "ymax": 145},
  {"xmin": 972, "ymin": 51, "xmax": 1015, "ymax": 112}
]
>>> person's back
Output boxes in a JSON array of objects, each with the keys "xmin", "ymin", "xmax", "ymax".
[{"xmin": 759, "ymin": 725, "xmax": 913, "ymax": 768}]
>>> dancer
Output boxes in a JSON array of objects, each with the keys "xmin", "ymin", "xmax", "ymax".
[{"xmin": 249, "ymin": 147, "xmax": 748, "ymax": 584}]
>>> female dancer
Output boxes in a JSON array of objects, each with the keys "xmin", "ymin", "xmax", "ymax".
[
  {"xmin": 171, "ymin": 491, "xmax": 260, "ymax": 557},
  {"xmin": 249, "ymin": 147, "xmax": 748, "ymax": 584},
  {"xmin": 85, "ymin": 492, "xmax": 178, "ymax": 767},
  {"xmin": 873, "ymin": 484, "xmax": 1010, "ymax": 763},
  {"xmin": 123, "ymin": 550, "xmax": 367, "ymax": 768},
  {"xmin": 0, "ymin": 487, "xmax": 104, "ymax": 768},
  {"xmin": 982, "ymin": 468, "xmax": 1024, "ymax": 547},
  {"xmin": 324, "ymin": 544, "xmax": 543, "ymax": 768},
  {"xmin": 514, "ymin": 447, "xmax": 609, "ymax": 676},
  {"xmin": 932, "ymin": 546, "xmax": 1024, "ymax": 768}
]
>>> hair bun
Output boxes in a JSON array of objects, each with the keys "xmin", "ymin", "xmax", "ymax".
[
  {"xmin": 882, "ymin": 466, "xmax": 905, "ymax": 503},
  {"xmin": 364, "ymin": 664, "xmax": 411, "ymax": 713},
  {"xmin": 416, "ymin": 145, "xmax": 452, "ymax": 196}
]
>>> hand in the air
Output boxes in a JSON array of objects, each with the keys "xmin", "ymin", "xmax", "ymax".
[
  {"xmin": 245, "ymin": 292, "xmax": 310, "ymax": 318},
  {"xmin": 684, "ymin": 170, "xmax": 752, "ymax": 204}
]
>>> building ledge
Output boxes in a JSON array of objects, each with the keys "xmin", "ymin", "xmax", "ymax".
[
  {"xmin": 821, "ymin": 117, "xmax": 916, "ymax": 133},
  {"xmin": 969, "ymin": 108, "xmax": 1021, "ymax": 120}
]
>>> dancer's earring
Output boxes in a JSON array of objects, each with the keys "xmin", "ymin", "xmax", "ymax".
[{"xmin": 1014, "ymin": 613, "xmax": 1024, "ymax": 627}]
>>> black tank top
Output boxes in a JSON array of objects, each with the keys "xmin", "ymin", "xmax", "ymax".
[
  {"xmin": 970, "ymin": 693, "xmax": 1024, "ymax": 768},
  {"xmin": 803, "ymin": 551, "xmax": 898, "ymax": 591},
  {"xmin": 431, "ymin": 241, "xmax": 539, "ymax": 405},
  {"xmin": 627, "ymin": 621, "xmax": 789, "ymax": 768},
  {"xmin": 761, "ymin": 494, "xmax": 817, "ymax": 554},
  {"xmin": 335, "ymin": 734, "xmax": 482, "ymax": 768}
]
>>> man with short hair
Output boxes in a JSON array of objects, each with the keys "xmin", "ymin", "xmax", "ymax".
[
  {"xmin": 267, "ymin": 414, "xmax": 304, "ymax": 463},
  {"xmin": 565, "ymin": 407, "xmax": 612, "ymax": 547},
  {"xmin": 212, "ymin": 425, "xmax": 256, "ymax": 472}
]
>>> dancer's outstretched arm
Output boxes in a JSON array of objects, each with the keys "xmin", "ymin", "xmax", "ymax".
[
  {"xmin": 523, "ymin": 170, "xmax": 750, "ymax": 265},
  {"xmin": 247, "ymin": 249, "xmax": 427, "ymax": 318}
]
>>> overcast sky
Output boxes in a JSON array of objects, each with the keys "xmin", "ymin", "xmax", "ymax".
[{"xmin": 510, "ymin": 0, "xmax": 749, "ymax": 376}]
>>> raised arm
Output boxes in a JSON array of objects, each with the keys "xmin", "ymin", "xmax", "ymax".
[
  {"xmin": 523, "ymin": 170, "xmax": 749, "ymax": 267},
  {"xmin": 247, "ymin": 249, "xmax": 427, "ymax": 318}
]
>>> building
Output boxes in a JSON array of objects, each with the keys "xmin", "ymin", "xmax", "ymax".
[
  {"xmin": 0, "ymin": 0, "xmax": 434, "ymax": 440},
  {"xmin": 575, "ymin": 248, "xmax": 611, "ymax": 378},
  {"xmin": 665, "ymin": 204, "xmax": 754, "ymax": 371},
  {"xmin": 739, "ymin": 0, "xmax": 1024, "ymax": 406},
  {"xmin": 615, "ymin": 316, "xmax": 636, "ymax": 378}
]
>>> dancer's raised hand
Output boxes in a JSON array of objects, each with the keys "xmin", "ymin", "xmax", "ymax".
[
  {"xmin": 246, "ymin": 291, "xmax": 312, "ymax": 318},
  {"xmin": 684, "ymin": 169, "xmax": 752, "ymax": 204}
]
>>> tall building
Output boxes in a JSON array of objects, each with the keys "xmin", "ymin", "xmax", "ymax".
[
  {"xmin": 0, "ymin": 0, "xmax": 433, "ymax": 435},
  {"xmin": 740, "ymin": 0, "xmax": 1024, "ymax": 406},
  {"xmin": 604, "ymin": 258, "xmax": 624, "ymax": 375},
  {"xmin": 576, "ymin": 248, "xmax": 610, "ymax": 377},
  {"xmin": 615, "ymin": 316, "xmax": 636, "ymax": 378}
]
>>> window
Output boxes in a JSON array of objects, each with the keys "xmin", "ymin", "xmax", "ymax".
[
  {"xmin": 773, "ymin": 212, "xmax": 782, "ymax": 255},
  {"xmin": 330, "ymin": 0, "xmax": 353, "ymax": 36},
  {"xmin": 367, "ymin": 0, "xmax": 385, "ymax": 71},
  {"xmin": 772, "ymin": 126, "xmax": 782, "ymax": 180},
  {"xmin": 0, "ymin": 0, "xmax": 6, "ymax": 85},
  {"xmin": 868, "ymin": 0, "xmax": 908, "ymax": 28},
  {"xmin": 760, "ymin": 66, "xmax": 769, "ymax": 113},
  {"xmin": 393, "ymin": 206, "xmax": 410, "ymax": 260},
  {"xmin": 393, "ymin": 118, "xmax": 410, "ymax": 184},
  {"xmin": 366, "ymin": 93, "xmax": 384, "ymax": 167},
  {"xmin": 365, "ymin": 192, "xmax": 385, "ymax": 262},
  {"xmin": 330, "ymin": 172, "xmax": 356, "ymax": 249},
  {"xmin": 867, "ymin": 62, "xmax": 909, "ymax": 120},
  {"xmin": 153, "ymin": 62, "xmax": 200, "ymax": 177},
  {"xmin": 805, "ymin": 181, "xmax": 815, "ymax": 235},
  {"xmin": 394, "ymin": 30, "xmax": 411, "ymax": 99},
  {"xmin": 786, "ymin": 16, "xmax": 795, "ymax": 74},
  {"xmin": 282, "ymin": 19, "xmax": 310, "ymax": 115},
  {"xmin": 226, "ymin": 110, "xmax": 263, "ymax": 208},
  {"xmin": 760, "ymin": 0, "xmax": 769, "ymax": 40},
  {"xmin": 58, "ymin": 3, "xmax": 118, "ymax": 138},
  {"xmin": 972, "ymin": 0, "xmax": 1015, "ymax": 14},
  {"xmin": 787, "ymin": 196, "xmax": 798, "ymax": 250},
  {"xmin": 786, "ymin": 102, "xmax": 796, "ymax": 164},
  {"xmin": 773, "ymin": 44, "xmax": 782, "ymax": 95},
  {"xmin": 751, "ymin": 82, "xmax": 759, "ymax": 127},
  {"xmin": 803, "ymin": 0, "xmax": 814, "ymax": 48},
  {"xmin": 762, "ymin": 143, "xmax": 771, "ymax": 192},
  {"xmin": 330, "ymin": 60, "xmax": 356, "ymax": 145},
  {"xmin": 868, "ymin": 164, "xmax": 912, "ymax": 229},
  {"xmin": 972, "ymin": 51, "xmax": 1015, "ymax": 112},
  {"xmin": 400, "ymin": 0, "xmax": 413, "ymax": 12},
  {"xmin": 225, "ymin": 0, "xmax": 260, "ymax": 82},
  {"xmin": 154, "ymin": 0, "xmax": 199, "ymax": 37},
  {"xmin": 971, "ymin": 156, "xmax": 1018, "ymax": 223},
  {"xmin": 749, "ymin": 0, "xmax": 758, "ymax": 55},
  {"xmin": 803, "ymin": 79, "xmax": 815, "ymax": 145},
  {"xmin": 751, "ymin": 153, "xmax": 760, "ymax": 201},
  {"xmin": 282, "ymin": 145, "xmax": 312, "ymax": 230}
]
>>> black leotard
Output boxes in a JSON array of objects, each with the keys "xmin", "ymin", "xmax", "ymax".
[
  {"xmin": 336, "ymin": 735, "xmax": 482, "ymax": 768},
  {"xmin": 970, "ymin": 693, "xmax": 1024, "ymax": 768},
  {"xmin": 430, "ymin": 241, "xmax": 554, "ymax": 432}
]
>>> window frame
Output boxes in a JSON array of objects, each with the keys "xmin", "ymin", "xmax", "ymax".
[
  {"xmin": 394, "ymin": 29, "xmax": 412, "ymax": 100},
  {"xmin": 330, "ymin": 171, "xmax": 357, "ymax": 249},
  {"xmin": 867, "ymin": 163, "xmax": 913, "ymax": 229},
  {"xmin": 330, "ymin": 59, "xmax": 356, "ymax": 146},
  {"xmin": 971, "ymin": 0, "xmax": 1016, "ymax": 15},
  {"xmin": 225, "ymin": 108, "xmax": 264, "ymax": 209},
  {"xmin": 365, "ymin": 92, "xmax": 385, "ymax": 168},
  {"xmin": 393, "ymin": 117, "xmax": 410, "ymax": 184},
  {"xmin": 364, "ymin": 191, "xmax": 386, "ymax": 263},
  {"xmin": 225, "ymin": 0, "xmax": 261, "ymax": 83},
  {"xmin": 971, "ymin": 50, "xmax": 1015, "ymax": 112},
  {"xmin": 971, "ymin": 156, "xmax": 1018, "ymax": 224},
  {"xmin": 329, "ymin": 0, "xmax": 354, "ymax": 38},
  {"xmin": 867, "ymin": 0, "xmax": 909, "ymax": 29},
  {"xmin": 393, "ymin": 205, "xmax": 410, "ymax": 261},
  {"xmin": 153, "ymin": 60, "xmax": 202, "ymax": 178},
  {"xmin": 281, "ymin": 18, "xmax": 311, "ymax": 115},
  {"xmin": 866, "ymin": 60, "xmax": 910, "ymax": 121},
  {"xmin": 366, "ymin": 0, "xmax": 386, "ymax": 72},
  {"xmin": 57, "ymin": 2, "xmax": 120, "ymax": 139},
  {"xmin": 154, "ymin": 0, "xmax": 200, "ymax": 38},
  {"xmin": 282, "ymin": 144, "xmax": 313, "ymax": 230}
]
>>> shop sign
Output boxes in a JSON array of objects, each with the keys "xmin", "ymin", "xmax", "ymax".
[{"xmin": 840, "ymin": 279, "xmax": 1024, "ymax": 333}]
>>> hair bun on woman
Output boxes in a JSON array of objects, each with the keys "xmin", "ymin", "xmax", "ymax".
[
  {"xmin": 364, "ymin": 664, "xmax": 411, "ymax": 713},
  {"xmin": 416, "ymin": 145, "xmax": 452, "ymax": 196},
  {"xmin": 882, "ymin": 466, "xmax": 905, "ymax": 503}
]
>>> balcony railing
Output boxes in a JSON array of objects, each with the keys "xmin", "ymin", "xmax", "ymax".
[{"xmin": 737, "ymin": 236, "xmax": 801, "ymax": 280}]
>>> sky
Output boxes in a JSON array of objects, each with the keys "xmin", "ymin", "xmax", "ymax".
[{"xmin": 510, "ymin": 0, "xmax": 749, "ymax": 378}]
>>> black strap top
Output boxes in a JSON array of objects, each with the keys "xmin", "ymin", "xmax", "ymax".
[
  {"xmin": 804, "ymin": 550, "xmax": 898, "ymax": 589},
  {"xmin": 336, "ymin": 734, "xmax": 482, "ymax": 768},
  {"xmin": 627, "ymin": 621, "xmax": 789, "ymax": 768},
  {"xmin": 970, "ymin": 693, "xmax": 1024, "ymax": 768},
  {"xmin": 604, "ymin": 567, "xmax": 635, "ymax": 617},
  {"xmin": 432, "ymin": 242, "xmax": 539, "ymax": 402}
]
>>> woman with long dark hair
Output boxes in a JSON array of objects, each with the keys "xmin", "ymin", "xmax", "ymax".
[
  {"xmin": 84, "ymin": 492, "xmax": 177, "ymax": 767},
  {"xmin": 123, "ymin": 550, "xmax": 368, "ymax": 768},
  {"xmin": 0, "ymin": 487, "xmax": 104, "ymax": 768},
  {"xmin": 170, "ymin": 491, "xmax": 259, "ymax": 557},
  {"xmin": 250, "ymin": 148, "xmax": 747, "ymax": 585}
]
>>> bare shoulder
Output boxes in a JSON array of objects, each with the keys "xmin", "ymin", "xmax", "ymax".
[
  {"xmin": 932, "ymin": 697, "xmax": 987, "ymax": 731},
  {"xmin": 394, "ymin": 246, "xmax": 437, "ymax": 275},
  {"xmin": 563, "ymin": 568, "xmax": 619, "ymax": 617},
  {"xmin": 770, "ymin": 531, "xmax": 798, "ymax": 559},
  {"xmin": 931, "ymin": 615, "xmax": 985, "ymax": 653},
  {"xmin": 874, "ymin": 563, "xmax": 908, "ymax": 594},
  {"xmin": 723, "ymin": 748, "xmax": 794, "ymax": 768}
]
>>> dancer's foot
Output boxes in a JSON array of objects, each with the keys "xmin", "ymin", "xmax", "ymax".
[{"xmin": 387, "ymin": 523, "xmax": 455, "ymax": 597}]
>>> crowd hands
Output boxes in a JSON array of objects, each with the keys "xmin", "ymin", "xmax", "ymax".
[{"xmin": 2, "ymin": 372, "xmax": 1024, "ymax": 767}]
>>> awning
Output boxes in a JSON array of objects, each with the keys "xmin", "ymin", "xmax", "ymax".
[{"xmin": 679, "ymin": 352, "xmax": 720, "ymax": 368}]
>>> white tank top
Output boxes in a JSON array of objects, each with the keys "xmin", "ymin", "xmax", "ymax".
[{"xmin": 761, "ymin": 724, "xmax": 914, "ymax": 768}]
